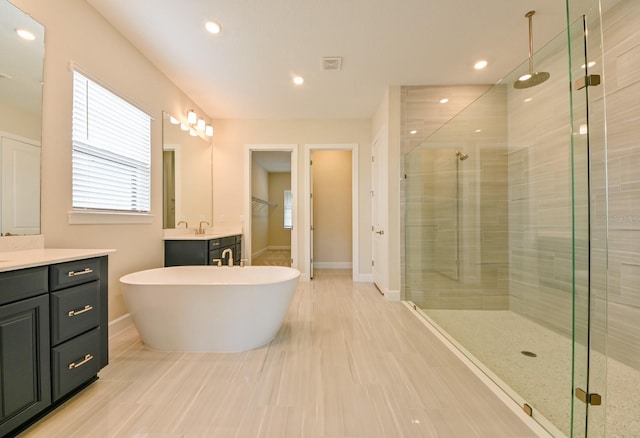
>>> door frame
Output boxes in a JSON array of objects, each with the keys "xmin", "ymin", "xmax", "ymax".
[
  {"xmin": 303, "ymin": 144, "xmax": 359, "ymax": 282},
  {"xmin": 243, "ymin": 144, "xmax": 298, "ymax": 269}
]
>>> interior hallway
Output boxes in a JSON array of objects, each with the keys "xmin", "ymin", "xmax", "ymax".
[{"xmin": 22, "ymin": 270, "xmax": 540, "ymax": 437}]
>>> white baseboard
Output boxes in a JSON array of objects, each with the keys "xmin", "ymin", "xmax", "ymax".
[
  {"xmin": 252, "ymin": 247, "xmax": 268, "ymax": 258},
  {"xmin": 108, "ymin": 313, "xmax": 133, "ymax": 337},
  {"xmin": 313, "ymin": 262, "xmax": 352, "ymax": 269},
  {"xmin": 384, "ymin": 289, "xmax": 401, "ymax": 301},
  {"xmin": 268, "ymin": 245, "xmax": 291, "ymax": 250},
  {"xmin": 358, "ymin": 273, "xmax": 373, "ymax": 283}
]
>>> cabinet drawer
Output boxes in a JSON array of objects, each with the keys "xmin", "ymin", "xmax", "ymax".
[
  {"xmin": 51, "ymin": 328, "xmax": 101, "ymax": 402},
  {"xmin": 208, "ymin": 239, "xmax": 221, "ymax": 250},
  {"xmin": 0, "ymin": 266, "xmax": 48, "ymax": 306},
  {"xmin": 49, "ymin": 258, "xmax": 100, "ymax": 291},
  {"xmin": 51, "ymin": 282, "xmax": 100, "ymax": 346},
  {"xmin": 220, "ymin": 236, "xmax": 236, "ymax": 247}
]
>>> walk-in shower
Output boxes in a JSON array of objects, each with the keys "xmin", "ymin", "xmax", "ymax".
[{"xmin": 402, "ymin": 0, "xmax": 639, "ymax": 436}]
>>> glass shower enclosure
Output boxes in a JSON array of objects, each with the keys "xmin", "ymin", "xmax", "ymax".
[{"xmin": 402, "ymin": 0, "xmax": 621, "ymax": 434}]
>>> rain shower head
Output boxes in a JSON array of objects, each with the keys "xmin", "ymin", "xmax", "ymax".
[
  {"xmin": 514, "ymin": 11, "xmax": 550, "ymax": 89},
  {"xmin": 456, "ymin": 151, "xmax": 469, "ymax": 161}
]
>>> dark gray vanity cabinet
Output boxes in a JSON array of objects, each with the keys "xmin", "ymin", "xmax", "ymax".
[
  {"xmin": 165, "ymin": 235, "xmax": 242, "ymax": 266},
  {"xmin": 0, "ymin": 267, "xmax": 50, "ymax": 437},
  {"xmin": 0, "ymin": 256, "xmax": 108, "ymax": 436}
]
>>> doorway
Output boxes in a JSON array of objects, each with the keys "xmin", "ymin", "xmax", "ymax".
[
  {"xmin": 303, "ymin": 144, "xmax": 359, "ymax": 281},
  {"xmin": 244, "ymin": 145, "xmax": 298, "ymax": 269}
]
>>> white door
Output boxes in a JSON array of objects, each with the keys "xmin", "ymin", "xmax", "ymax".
[
  {"xmin": 1, "ymin": 137, "xmax": 40, "ymax": 235},
  {"xmin": 371, "ymin": 135, "xmax": 386, "ymax": 292}
]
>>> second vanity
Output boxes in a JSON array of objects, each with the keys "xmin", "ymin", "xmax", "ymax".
[
  {"xmin": 164, "ymin": 230, "xmax": 242, "ymax": 266},
  {"xmin": 0, "ymin": 247, "xmax": 113, "ymax": 437}
]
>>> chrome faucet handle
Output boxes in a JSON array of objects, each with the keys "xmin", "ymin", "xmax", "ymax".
[
  {"xmin": 212, "ymin": 258, "xmax": 222, "ymax": 267},
  {"xmin": 177, "ymin": 220, "xmax": 188, "ymax": 228},
  {"xmin": 197, "ymin": 221, "xmax": 210, "ymax": 235}
]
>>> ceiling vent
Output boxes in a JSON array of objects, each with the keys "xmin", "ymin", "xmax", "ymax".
[{"xmin": 322, "ymin": 57, "xmax": 343, "ymax": 71}]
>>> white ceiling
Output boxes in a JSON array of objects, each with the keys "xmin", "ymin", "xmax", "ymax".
[{"xmin": 86, "ymin": 0, "xmax": 568, "ymax": 120}]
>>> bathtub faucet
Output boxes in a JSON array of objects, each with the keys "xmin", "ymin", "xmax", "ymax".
[{"xmin": 221, "ymin": 248, "xmax": 233, "ymax": 266}]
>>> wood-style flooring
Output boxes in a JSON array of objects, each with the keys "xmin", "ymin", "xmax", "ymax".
[{"xmin": 22, "ymin": 270, "xmax": 541, "ymax": 437}]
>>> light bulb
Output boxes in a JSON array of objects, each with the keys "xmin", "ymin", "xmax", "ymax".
[
  {"xmin": 197, "ymin": 118, "xmax": 205, "ymax": 131},
  {"xmin": 187, "ymin": 110, "xmax": 197, "ymax": 125},
  {"xmin": 205, "ymin": 125, "xmax": 214, "ymax": 137}
]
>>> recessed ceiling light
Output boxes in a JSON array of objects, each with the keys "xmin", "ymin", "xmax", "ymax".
[
  {"xmin": 410, "ymin": 130, "xmax": 418, "ymax": 135},
  {"xmin": 293, "ymin": 76, "xmax": 304, "ymax": 85},
  {"xmin": 524, "ymin": 97, "xmax": 533, "ymax": 103},
  {"xmin": 474, "ymin": 60, "xmax": 488, "ymax": 70},
  {"xmin": 440, "ymin": 98, "xmax": 449, "ymax": 104},
  {"xmin": 475, "ymin": 129, "xmax": 482, "ymax": 133},
  {"xmin": 205, "ymin": 20, "xmax": 221, "ymax": 34},
  {"xmin": 16, "ymin": 28, "xmax": 35, "ymax": 41}
]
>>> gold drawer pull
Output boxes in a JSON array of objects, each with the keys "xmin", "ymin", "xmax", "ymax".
[
  {"xmin": 67, "ymin": 268, "xmax": 94, "ymax": 277},
  {"xmin": 68, "ymin": 354, "xmax": 94, "ymax": 370},
  {"xmin": 68, "ymin": 305, "xmax": 93, "ymax": 317}
]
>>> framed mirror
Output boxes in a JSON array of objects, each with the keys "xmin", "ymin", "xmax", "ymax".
[
  {"xmin": 162, "ymin": 112, "xmax": 212, "ymax": 229},
  {"xmin": 0, "ymin": 0, "xmax": 44, "ymax": 236}
]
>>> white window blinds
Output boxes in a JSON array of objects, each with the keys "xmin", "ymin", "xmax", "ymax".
[
  {"xmin": 284, "ymin": 189, "xmax": 292, "ymax": 229},
  {"xmin": 72, "ymin": 71, "xmax": 151, "ymax": 213}
]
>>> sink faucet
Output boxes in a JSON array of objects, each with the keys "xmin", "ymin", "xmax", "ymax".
[
  {"xmin": 197, "ymin": 221, "xmax": 209, "ymax": 235},
  {"xmin": 177, "ymin": 220, "xmax": 188, "ymax": 229},
  {"xmin": 221, "ymin": 248, "xmax": 233, "ymax": 266}
]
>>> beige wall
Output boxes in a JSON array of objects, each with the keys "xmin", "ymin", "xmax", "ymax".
[
  {"xmin": 268, "ymin": 172, "xmax": 291, "ymax": 248},
  {"xmin": 10, "ymin": 0, "xmax": 212, "ymax": 321},
  {"xmin": 312, "ymin": 150, "xmax": 352, "ymax": 265},
  {"xmin": 211, "ymin": 119, "xmax": 372, "ymax": 278},
  {"xmin": 0, "ymin": 102, "xmax": 41, "ymax": 141}
]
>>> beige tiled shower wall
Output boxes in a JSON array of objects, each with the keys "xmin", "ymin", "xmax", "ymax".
[
  {"xmin": 597, "ymin": 0, "xmax": 640, "ymax": 369},
  {"xmin": 402, "ymin": 85, "xmax": 510, "ymax": 310}
]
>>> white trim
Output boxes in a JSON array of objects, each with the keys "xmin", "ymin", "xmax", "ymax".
[
  {"xmin": 244, "ymin": 145, "xmax": 298, "ymax": 270},
  {"xmin": 303, "ymin": 144, "xmax": 359, "ymax": 282},
  {"xmin": 267, "ymin": 245, "xmax": 291, "ymax": 250},
  {"xmin": 252, "ymin": 247, "xmax": 268, "ymax": 259},
  {"xmin": 108, "ymin": 313, "xmax": 133, "ymax": 336},
  {"xmin": 68, "ymin": 210, "xmax": 154, "ymax": 225},
  {"xmin": 313, "ymin": 262, "xmax": 353, "ymax": 269},
  {"xmin": 403, "ymin": 302, "xmax": 558, "ymax": 438},
  {"xmin": 384, "ymin": 289, "xmax": 401, "ymax": 301},
  {"xmin": 358, "ymin": 273, "xmax": 374, "ymax": 283}
]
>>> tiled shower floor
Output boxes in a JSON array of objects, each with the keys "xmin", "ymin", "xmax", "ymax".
[{"xmin": 422, "ymin": 309, "xmax": 640, "ymax": 437}]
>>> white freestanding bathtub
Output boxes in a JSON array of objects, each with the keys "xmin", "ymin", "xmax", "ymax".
[{"xmin": 119, "ymin": 265, "xmax": 300, "ymax": 352}]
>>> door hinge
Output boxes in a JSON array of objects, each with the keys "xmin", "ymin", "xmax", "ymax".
[
  {"xmin": 310, "ymin": 160, "xmax": 313, "ymax": 165},
  {"xmin": 371, "ymin": 260, "xmax": 375, "ymax": 267},
  {"xmin": 522, "ymin": 403, "xmax": 533, "ymax": 417},
  {"xmin": 371, "ymin": 155, "xmax": 375, "ymax": 162},
  {"xmin": 575, "ymin": 74, "xmax": 601, "ymax": 90},
  {"xmin": 575, "ymin": 388, "xmax": 602, "ymax": 406}
]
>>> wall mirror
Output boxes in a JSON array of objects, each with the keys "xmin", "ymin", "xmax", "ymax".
[
  {"xmin": 162, "ymin": 111, "xmax": 212, "ymax": 229},
  {"xmin": 0, "ymin": 0, "xmax": 44, "ymax": 236}
]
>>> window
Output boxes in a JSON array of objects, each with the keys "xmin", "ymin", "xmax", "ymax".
[
  {"xmin": 72, "ymin": 71, "xmax": 151, "ymax": 213},
  {"xmin": 283, "ymin": 189, "xmax": 292, "ymax": 229}
]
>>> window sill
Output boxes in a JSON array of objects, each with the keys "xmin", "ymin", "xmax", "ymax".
[{"xmin": 68, "ymin": 210, "xmax": 154, "ymax": 225}]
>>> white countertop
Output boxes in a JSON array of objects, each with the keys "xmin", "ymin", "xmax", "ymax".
[
  {"xmin": 0, "ymin": 248, "xmax": 115, "ymax": 272},
  {"xmin": 163, "ymin": 228, "xmax": 242, "ymax": 241}
]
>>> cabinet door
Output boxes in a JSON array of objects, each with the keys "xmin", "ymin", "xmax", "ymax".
[{"xmin": 0, "ymin": 294, "xmax": 51, "ymax": 436}]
